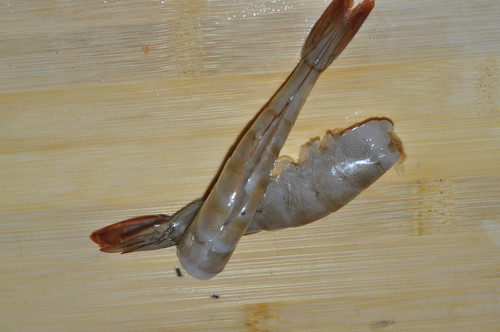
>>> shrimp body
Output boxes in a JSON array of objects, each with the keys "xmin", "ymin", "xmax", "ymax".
[
  {"xmin": 90, "ymin": 119, "xmax": 404, "ymax": 254},
  {"xmin": 90, "ymin": 0, "xmax": 378, "ymax": 280},
  {"xmin": 176, "ymin": 0, "xmax": 375, "ymax": 279}
]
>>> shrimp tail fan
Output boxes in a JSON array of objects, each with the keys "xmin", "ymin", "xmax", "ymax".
[
  {"xmin": 302, "ymin": 0, "xmax": 375, "ymax": 72},
  {"xmin": 90, "ymin": 200, "xmax": 203, "ymax": 253},
  {"xmin": 90, "ymin": 215, "xmax": 174, "ymax": 253}
]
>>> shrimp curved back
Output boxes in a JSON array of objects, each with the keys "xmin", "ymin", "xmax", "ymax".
[{"xmin": 176, "ymin": 0, "xmax": 375, "ymax": 279}]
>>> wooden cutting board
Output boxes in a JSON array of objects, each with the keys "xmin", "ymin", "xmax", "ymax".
[{"xmin": 2, "ymin": 1, "xmax": 499, "ymax": 330}]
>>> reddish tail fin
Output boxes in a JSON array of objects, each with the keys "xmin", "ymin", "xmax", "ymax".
[
  {"xmin": 302, "ymin": 0, "xmax": 375, "ymax": 72},
  {"xmin": 90, "ymin": 200, "xmax": 204, "ymax": 253},
  {"xmin": 90, "ymin": 214, "xmax": 174, "ymax": 253}
]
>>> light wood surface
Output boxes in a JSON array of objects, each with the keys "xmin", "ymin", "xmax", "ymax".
[{"xmin": 2, "ymin": 0, "xmax": 499, "ymax": 331}]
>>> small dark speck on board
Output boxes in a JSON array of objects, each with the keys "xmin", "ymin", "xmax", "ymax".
[
  {"xmin": 175, "ymin": 266, "xmax": 182, "ymax": 277},
  {"xmin": 370, "ymin": 320, "xmax": 397, "ymax": 330},
  {"xmin": 211, "ymin": 294, "xmax": 220, "ymax": 299}
]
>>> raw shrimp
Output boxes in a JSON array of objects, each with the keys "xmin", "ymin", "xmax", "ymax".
[
  {"xmin": 91, "ymin": 0, "xmax": 378, "ymax": 279},
  {"xmin": 91, "ymin": 119, "xmax": 404, "ymax": 254}
]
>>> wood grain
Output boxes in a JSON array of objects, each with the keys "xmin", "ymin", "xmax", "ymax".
[{"xmin": 1, "ymin": 0, "xmax": 499, "ymax": 330}]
